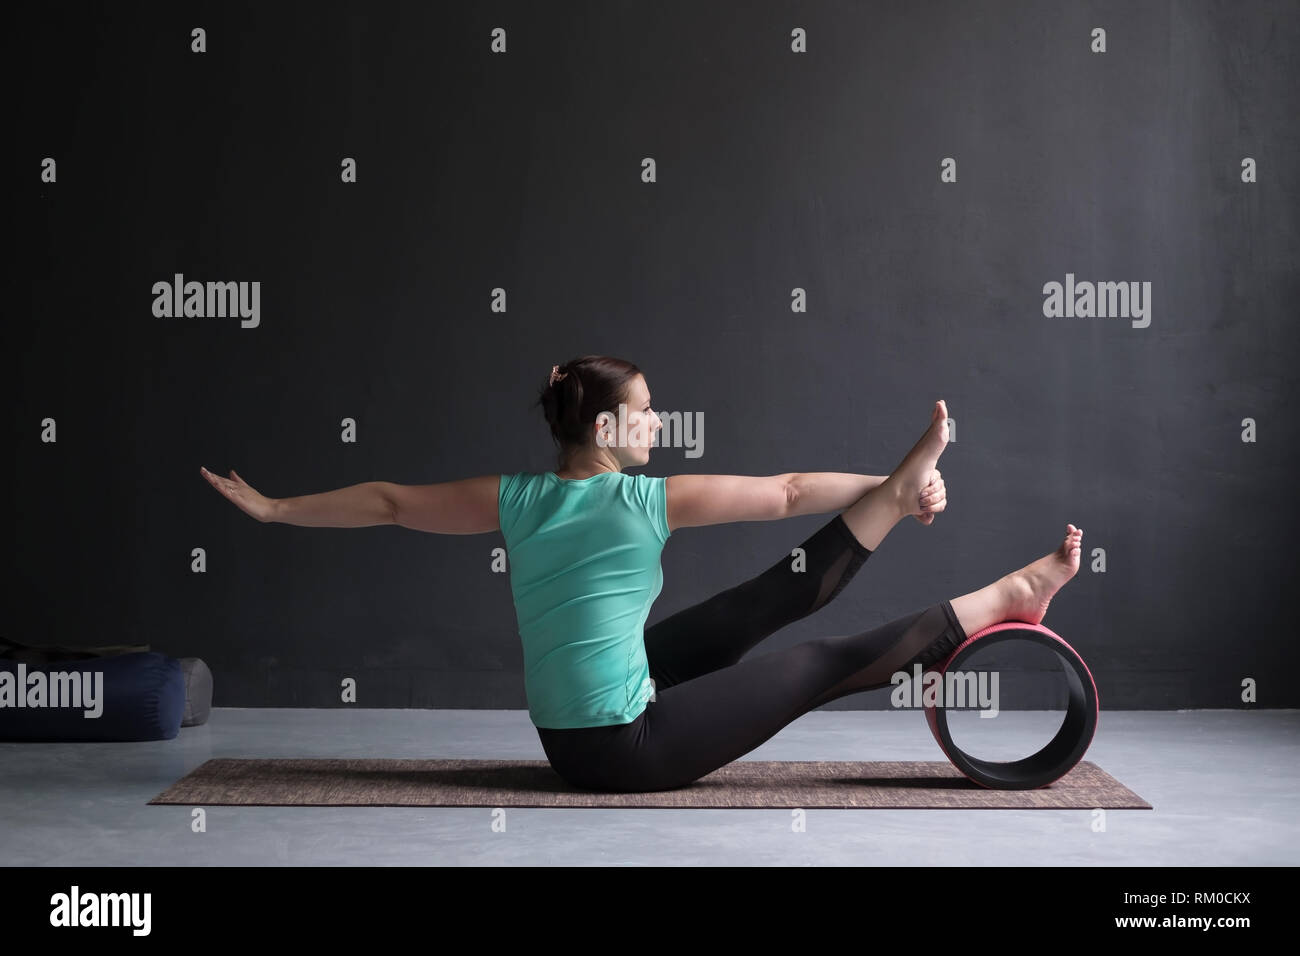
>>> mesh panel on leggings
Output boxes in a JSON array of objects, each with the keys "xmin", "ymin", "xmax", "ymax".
[{"xmin": 802, "ymin": 602, "xmax": 968, "ymax": 712}]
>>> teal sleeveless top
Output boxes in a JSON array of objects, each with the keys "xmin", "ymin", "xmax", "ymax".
[{"xmin": 497, "ymin": 470, "xmax": 672, "ymax": 729}]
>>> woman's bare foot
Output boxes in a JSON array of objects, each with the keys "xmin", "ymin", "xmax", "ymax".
[
  {"xmin": 999, "ymin": 524, "xmax": 1084, "ymax": 625},
  {"xmin": 884, "ymin": 400, "xmax": 950, "ymax": 516},
  {"xmin": 839, "ymin": 400, "xmax": 951, "ymax": 551}
]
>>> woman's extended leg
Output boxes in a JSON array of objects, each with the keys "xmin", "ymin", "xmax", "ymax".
[
  {"xmin": 537, "ymin": 526, "xmax": 1084, "ymax": 792},
  {"xmin": 643, "ymin": 510, "xmax": 874, "ymax": 690}
]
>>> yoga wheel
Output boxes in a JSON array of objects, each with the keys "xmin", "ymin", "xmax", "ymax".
[{"xmin": 922, "ymin": 622, "xmax": 1099, "ymax": 790}]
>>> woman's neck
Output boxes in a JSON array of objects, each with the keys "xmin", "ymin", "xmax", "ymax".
[{"xmin": 556, "ymin": 457, "xmax": 621, "ymax": 480}]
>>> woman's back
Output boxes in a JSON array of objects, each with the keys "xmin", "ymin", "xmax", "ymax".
[{"xmin": 498, "ymin": 470, "xmax": 672, "ymax": 729}]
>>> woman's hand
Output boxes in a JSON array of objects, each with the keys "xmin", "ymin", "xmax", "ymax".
[
  {"xmin": 913, "ymin": 469, "xmax": 946, "ymax": 525},
  {"xmin": 200, "ymin": 466, "xmax": 278, "ymax": 523}
]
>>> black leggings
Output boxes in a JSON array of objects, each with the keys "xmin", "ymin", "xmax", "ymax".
[{"xmin": 535, "ymin": 512, "xmax": 969, "ymax": 792}]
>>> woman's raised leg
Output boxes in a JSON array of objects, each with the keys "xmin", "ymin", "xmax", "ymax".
[{"xmin": 644, "ymin": 481, "xmax": 901, "ymax": 691}]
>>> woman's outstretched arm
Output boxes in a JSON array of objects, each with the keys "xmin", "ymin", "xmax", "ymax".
[
  {"xmin": 201, "ymin": 466, "xmax": 502, "ymax": 533},
  {"xmin": 665, "ymin": 471, "xmax": 944, "ymax": 532},
  {"xmin": 200, "ymin": 465, "xmax": 394, "ymax": 527}
]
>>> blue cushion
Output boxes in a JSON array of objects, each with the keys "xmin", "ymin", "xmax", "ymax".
[{"xmin": 0, "ymin": 652, "xmax": 185, "ymax": 742}]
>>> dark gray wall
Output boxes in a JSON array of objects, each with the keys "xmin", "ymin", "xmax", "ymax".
[{"xmin": 15, "ymin": 1, "xmax": 1299, "ymax": 711}]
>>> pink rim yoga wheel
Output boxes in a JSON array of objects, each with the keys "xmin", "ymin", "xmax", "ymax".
[{"xmin": 922, "ymin": 621, "xmax": 1100, "ymax": 790}]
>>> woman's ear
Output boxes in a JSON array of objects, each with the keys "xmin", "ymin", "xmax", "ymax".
[{"xmin": 595, "ymin": 413, "xmax": 614, "ymax": 446}]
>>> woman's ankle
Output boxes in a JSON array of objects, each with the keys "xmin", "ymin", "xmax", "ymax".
[
  {"xmin": 840, "ymin": 480, "xmax": 907, "ymax": 552},
  {"xmin": 949, "ymin": 578, "xmax": 1013, "ymax": 639}
]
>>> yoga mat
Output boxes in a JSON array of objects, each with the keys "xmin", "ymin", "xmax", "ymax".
[{"xmin": 148, "ymin": 758, "xmax": 1151, "ymax": 809}]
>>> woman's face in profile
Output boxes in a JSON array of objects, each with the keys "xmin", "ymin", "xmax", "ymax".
[{"xmin": 598, "ymin": 375, "xmax": 661, "ymax": 464}]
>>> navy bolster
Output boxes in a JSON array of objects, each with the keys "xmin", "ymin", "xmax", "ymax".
[{"xmin": 0, "ymin": 652, "xmax": 185, "ymax": 742}]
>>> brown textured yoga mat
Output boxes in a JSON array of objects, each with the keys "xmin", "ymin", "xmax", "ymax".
[{"xmin": 149, "ymin": 758, "xmax": 1151, "ymax": 809}]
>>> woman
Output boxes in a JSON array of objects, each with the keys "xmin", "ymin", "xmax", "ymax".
[{"xmin": 201, "ymin": 354, "xmax": 1083, "ymax": 793}]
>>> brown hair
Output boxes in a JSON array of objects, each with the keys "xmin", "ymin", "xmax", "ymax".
[{"xmin": 536, "ymin": 355, "xmax": 643, "ymax": 467}]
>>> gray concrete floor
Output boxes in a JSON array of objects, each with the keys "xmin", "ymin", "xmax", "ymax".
[{"xmin": 1, "ymin": 709, "xmax": 1296, "ymax": 866}]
